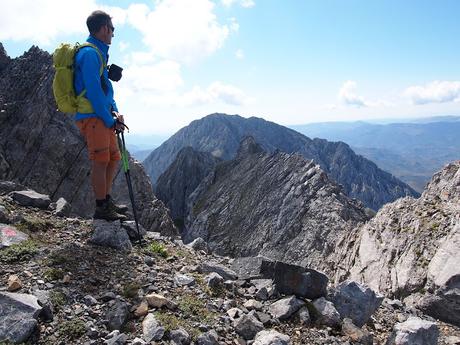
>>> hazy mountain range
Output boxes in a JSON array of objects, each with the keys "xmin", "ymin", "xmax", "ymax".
[
  {"xmin": 143, "ymin": 113, "xmax": 417, "ymax": 211},
  {"xmin": 292, "ymin": 117, "xmax": 460, "ymax": 192}
]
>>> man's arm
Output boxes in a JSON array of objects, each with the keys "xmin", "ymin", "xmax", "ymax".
[{"xmin": 80, "ymin": 49, "xmax": 116, "ymax": 128}]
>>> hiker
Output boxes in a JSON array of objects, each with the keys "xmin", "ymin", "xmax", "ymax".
[{"xmin": 74, "ymin": 10, "xmax": 128, "ymax": 221}]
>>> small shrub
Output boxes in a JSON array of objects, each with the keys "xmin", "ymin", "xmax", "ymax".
[
  {"xmin": 16, "ymin": 216, "xmax": 52, "ymax": 233},
  {"xmin": 45, "ymin": 252, "xmax": 70, "ymax": 266},
  {"xmin": 122, "ymin": 282, "xmax": 141, "ymax": 299},
  {"xmin": 144, "ymin": 241, "xmax": 168, "ymax": 258},
  {"xmin": 179, "ymin": 294, "xmax": 215, "ymax": 323},
  {"xmin": 155, "ymin": 312, "xmax": 200, "ymax": 340},
  {"xmin": 0, "ymin": 240, "xmax": 39, "ymax": 263},
  {"xmin": 44, "ymin": 268, "xmax": 65, "ymax": 281},
  {"xmin": 58, "ymin": 319, "xmax": 86, "ymax": 339},
  {"xmin": 49, "ymin": 290, "xmax": 67, "ymax": 311}
]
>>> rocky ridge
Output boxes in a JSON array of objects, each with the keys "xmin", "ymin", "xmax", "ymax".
[
  {"xmin": 1, "ymin": 185, "xmax": 458, "ymax": 344},
  {"xmin": 144, "ymin": 113, "xmax": 418, "ymax": 211},
  {"xmin": 0, "ymin": 44, "xmax": 176, "ymax": 235},
  {"xmin": 156, "ymin": 147, "xmax": 219, "ymax": 225},
  {"xmin": 184, "ymin": 137, "xmax": 369, "ymax": 280},
  {"xmin": 345, "ymin": 161, "xmax": 460, "ymax": 326}
]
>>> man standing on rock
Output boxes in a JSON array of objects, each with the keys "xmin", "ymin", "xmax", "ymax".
[{"xmin": 74, "ymin": 10, "xmax": 127, "ymax": 221}]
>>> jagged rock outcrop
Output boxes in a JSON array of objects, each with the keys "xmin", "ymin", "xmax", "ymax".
[
  {"xmin": 0, "ymin": 44, "xmax": 176, "ymax": 234},
  {"xmin": 144, "ymin": 113, "xmax": 418, "ymax": 210},
  {"xmin": 184, "ymin": 138, "xmax": 369, "ymax": 279},
  {"xmin": 156, "ymin": 146, "xmax": 219, "ymax": 225},
  {"xmin": 345, "ymin": 161, "xmax": 460, "ymax": 325}
]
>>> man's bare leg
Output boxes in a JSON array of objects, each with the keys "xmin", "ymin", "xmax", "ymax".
[
  {"xmin": 92, "ymin": 161, "xmax": 108, "ymax": 200},
  {"xmin": 105, "ymin": 160, "xmax": 119, "ymax": 196}
]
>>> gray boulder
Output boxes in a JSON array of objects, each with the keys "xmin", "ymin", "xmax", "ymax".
[
  {"xmin": 332, "ymin": 280, "xmax": 383, "ymax": 327},
  {"xmin": 105, "ymin": 330, "xmax": 128, "ymax": 345},
  {"xmin": 205, "ymin": 272, "xmax": 224, "ymax": 289},
  {"xmin": 418, "ymin": 274, "xmax": 460, "ymax": 327},
  {"xmin": 121, "ymin": 220, "xmax": 147, "ymax": 241},
  {"xmin": 418, "ymin": 227, "xmax": 460, "ymax": 326},
  {"xmin": 0, "ymin": 224, "xmax": 29, "ymax": 248},
  {"xmin": 385, "ymin": 317, "xmax": 439, "ymax": 345},
  {"xmin": 231, "ymin": 256, "xmax": 272, "ymax": 280},
  {"xmin": 89, "ymin": 220, "xmax": 132, "ymax": 252},
  {"xmin": 196, "ymin": 330, "xmax": 219, "ymax": 345},
  {"xmin": 234, "ymin": 313, "xmax": 264, "ymax": 340},
  {"xmin": 106, "ymin": 300, "xmax": 129, "ymax": 331},
  {"xmin": 0, "ymin": 205, "xmax": 9, "ymax": 223},
  {"xmin": 54, "ymin": 197, "xmax": 71, "ymax": 217},
  {"xmin": 269, "ymin": 296, "xmax": 305, "ymax": 320},
  {"xmin": 187, "ymin": 237, "xmax": 209, "ymax": 252},
  {"xmin": 0, "ymin": 181, "xmax": 27, "ymax": 195},
  {"xmin": 269, "ymin": 261, "xmax": 328, "ymax": 299},
  {"xmin": 10, "ymin": 190, "xmax": 51, "ymax": 209},
  {"xmin": 170, "ymin": 328, "xmax": 191, "ymax": 345},
  {"xmin": 0, "ymin": 292, "xmax": 43, "ymax": 343},
  {"xmin": 142, "ymin": 313, "xmax": 165, "ymax": 342},
  {"xmin": 253, "ymin": 330, "xmax": 290, "ymax": 345},
  {"xmin": 342, "ymin": 318, "xmax": 373, "ymax": 345},
  {"xmin": 198, "ymin": 261, "xmax": 237, "ymax": 281},
  {"xmin": 252, "ymin": 279, "xmax": 276, "ymax": 301},
  {"xmin": 312, "ymin": 297, "xmax": 341, "ymax": 328},
  {"xmin": 174, "ymin": 273, "xmax": 195, "ymax": 287}
]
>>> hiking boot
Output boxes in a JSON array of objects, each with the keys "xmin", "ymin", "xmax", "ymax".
[
  {"xmin": 94, "ymin": 202, "xmax": 127, "ymax": 222},
  {"xmin": 106, "ymin": 196, "xmax": 129, "ymax": 214}
]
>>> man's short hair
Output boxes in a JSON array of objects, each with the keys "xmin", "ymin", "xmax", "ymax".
[{"xmin": 86, "ymin": 10, "xmax": 112, "ymax": 34}]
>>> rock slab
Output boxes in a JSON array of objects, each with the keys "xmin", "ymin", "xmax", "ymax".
[
  {"xmin": 332, "ymin": 280, "xmax": 383, "ymax": 327},
  {"xmin": 89, "ymin": 220, "xmax": 132, "ymax": 252},
  {"xmin": 0, "ymin": 292, "xmax": 43, "ymax": 343},
  {"xmin": 385, "ymin": 317, "xmax": 439, "ymax": 345}
]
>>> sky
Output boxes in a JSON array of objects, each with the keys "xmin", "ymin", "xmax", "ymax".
[{"xmin": 1, "ymin": 0, "xmax": 460, "ymax": 136}]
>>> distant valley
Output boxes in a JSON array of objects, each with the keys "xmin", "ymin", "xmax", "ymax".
[{"xmin": 291, "ymin": 116, "xmax": 460, "ymax": 192}]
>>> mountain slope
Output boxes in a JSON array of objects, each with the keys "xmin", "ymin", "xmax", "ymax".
[
  {"xmin": 0, "ymin": 43, "xmax": 175, "ymax": 234},
  {"xmin": 184, "ymin": 137, "xmax": 369, "ymax": 279},
  {"xmin": 344, "ymin": 161, "xmax": 460, "ymax": 325},
  {"xmin": 144, "ymin": 113, "xmax": 418, "ymax": 210},
  {"xmin": 156, "ymin": 147, "xmax": 219, "ymax": 223}
]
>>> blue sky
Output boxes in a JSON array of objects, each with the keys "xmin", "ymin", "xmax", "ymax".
[{"xmin": 1, "ymin": 0, "xmax": 460, "ymax": 135}]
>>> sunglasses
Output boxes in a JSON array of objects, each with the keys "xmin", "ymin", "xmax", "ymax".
[{"xmin": 107, "ymin": 24, "xmax": 115, "ymax": 32}]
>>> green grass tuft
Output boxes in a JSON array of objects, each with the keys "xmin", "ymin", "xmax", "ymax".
[{"xmin": 0, "ymin": 240, "xmax": 39, "ymax": 263}]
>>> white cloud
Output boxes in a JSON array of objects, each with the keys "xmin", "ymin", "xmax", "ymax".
[
  {"xmin": 235, "ymin": 49, "xmax": 244, "ymax": 59},
  {"xmin": 404, "ymin": 81, "xmax": 460, "ymax": 105},
  {"xmin": 338, "ymin": 80, "xmax": 368, "ymax": 107},
  {"xmin": 229, "ymin": 17, "xmax": 240, "ymax": 32},
  {"xmin": 182, "ymin": 81, "xmax": 250, "ymax": 106},
  {"xmin": 121, "ymin": 60, "xmax": 183, "ymax": 93},
  {"xmin": 221, "ymin": 0, "xmax": 255, "ymax": 8},
  {"xmin": 119, "ymin": 41, "xmax": 129, "ymax": 52},
  {"xmin": 126, "ymin": 0, "xmax": 230, "ymax": 64},
  {"xmin": 0, "ymin": 0, "xmax": 98, "ymax": 45}
]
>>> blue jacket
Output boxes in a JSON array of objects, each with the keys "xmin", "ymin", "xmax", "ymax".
[{"xmin": 74, "ymin": 36, "xmax": 117, "ymax": 128}]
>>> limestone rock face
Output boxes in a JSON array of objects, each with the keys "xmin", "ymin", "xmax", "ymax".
[
  {"xmin": 346, "ymin": 161, "xmax": 460, "ymax": 325},
  {"xmin": 0, "ymin": 45, "xmax": 176, "ymax": 235},
  {"xmin": 144, "ymin": 113, "xmax": 418, "ymax": 210},
  {"xmin": 184, "ymin": 144, "xmax": 368, "ymax": 279}
]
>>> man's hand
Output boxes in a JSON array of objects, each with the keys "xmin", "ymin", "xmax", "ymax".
[{"xmin": 112, "ymin": 112, "xmax": 126, "ymax": 132}]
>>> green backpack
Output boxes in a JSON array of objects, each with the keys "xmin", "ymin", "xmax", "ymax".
[{"xmin": 52, "ymin": 42, "xmax": 105, "ymax": 114}]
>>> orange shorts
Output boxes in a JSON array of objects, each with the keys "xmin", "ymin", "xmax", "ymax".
[{"xmin": 76, "ymin": 117, "xmax": 121, "ymax": 162}]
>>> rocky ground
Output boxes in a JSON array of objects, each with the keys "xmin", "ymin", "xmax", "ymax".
[{"xmin": 1, "ymin": 191, "xmax": 460, "ymax": 345}]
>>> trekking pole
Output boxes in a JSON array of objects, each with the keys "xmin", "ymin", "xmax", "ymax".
[{"xmin": 116, "ymin": 127, "xmax": 142, "ymax": 245}]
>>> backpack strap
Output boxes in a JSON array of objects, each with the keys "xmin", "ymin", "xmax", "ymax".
[{"xmin": 75, "ymin": 43, "xmax": 106, "ymax": 100}]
